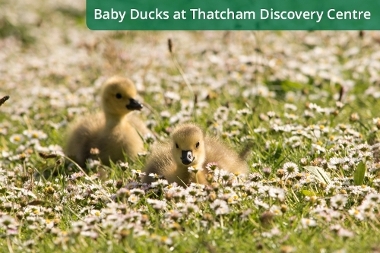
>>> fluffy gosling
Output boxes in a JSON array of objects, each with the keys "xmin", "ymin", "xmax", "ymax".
[
  {"xmin": 143, "ymin": 123, "xmax": 249, "ymax": 186},
  {"xmin": 65, "ymin": 76, "xmax": 150, "ymax": 167}
]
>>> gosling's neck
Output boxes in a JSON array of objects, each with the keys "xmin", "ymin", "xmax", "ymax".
[
  {"xmin": 177, "ymin": 161, "xmax": 205, "ymax": 185},
  {"xmin": 104, "ymin": 111, "xmax": 128, "ymax": 129},
  {"xmin": 176, "ymin": 164, "xmax": 192, "ymax": 186}
]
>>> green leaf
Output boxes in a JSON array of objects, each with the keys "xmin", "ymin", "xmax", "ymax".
[
  {"xmin": 301, "ymin": 190, "xmax": 315, "ymax": 197},
  {"xmin": 354, "ymin": 161, "xmax": 366, "ymax": 186},
  {"xmin": 304, "ymin": 166, "xmax": 332, "ymax": 185},
  {"xmin": 281, "ymin": 80, "xmax": 305, "ymax": 92}
]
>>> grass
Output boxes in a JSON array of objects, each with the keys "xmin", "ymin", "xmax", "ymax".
[{"xmin": 1, "ymin": 2, "xmax": 380, "ymax": 252}]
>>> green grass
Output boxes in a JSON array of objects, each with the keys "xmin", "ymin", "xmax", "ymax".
[{"xmin": 1, "ymin": 4, "xmax": 380, "ymax": 252}]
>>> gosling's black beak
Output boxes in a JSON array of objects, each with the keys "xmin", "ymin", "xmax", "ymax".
[
  {"xmin": 126, "ymin": 98, "xmax": 143, "ymax": 111},
  {"xmin": 181, "ymin": 150, "xmax": 194, "ymax": 165}
]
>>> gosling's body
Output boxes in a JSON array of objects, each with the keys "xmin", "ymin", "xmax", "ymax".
[
  {"xmin": 65, "ymin": 76, "xmax": 150, "ymax": 167},
  {"xmin": 143, "ymin": 123, "xmax": 249, "ymax": 186}
]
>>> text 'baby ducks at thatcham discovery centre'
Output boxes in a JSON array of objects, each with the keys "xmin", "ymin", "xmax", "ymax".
[{"xmin": 93, "ymin": 8, "xmax": 371, "ymax": 23}]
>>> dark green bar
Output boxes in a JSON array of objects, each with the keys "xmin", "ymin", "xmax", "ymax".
[{"xmin": 86, "ymin": 0, "xmax": 380, "ymax": 30}]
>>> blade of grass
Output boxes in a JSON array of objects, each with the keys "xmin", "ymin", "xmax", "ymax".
[
  {"xmin": 353, "ymin": 161, "xmax": 366, "ymax": 186},
  {"xmin": 168, "ymin": 38, "xmax": 197, "ymax": 121},
  {"xmin": 304, "ymin": 166, "xmax": 332, "ymax": 185}
]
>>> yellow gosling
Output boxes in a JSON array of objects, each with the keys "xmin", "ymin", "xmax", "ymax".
[
  {"xmin": 143, "ymin": 123, "xmax": 249, "ymax": 186},
  {"xmin": 65, "ymin": 76, "xmax": 150, "ymax": 167}
]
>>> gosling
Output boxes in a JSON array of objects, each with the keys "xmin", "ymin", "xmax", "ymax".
[
  {"xmin": 65, "ymin": 76, "xmax": 150, "ymax": 167},
  {"xmin": 143, "ymin": 123, "xmax": 249, "ymax": 186}
]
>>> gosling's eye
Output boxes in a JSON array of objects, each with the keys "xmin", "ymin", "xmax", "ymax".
[
  {"xmin": 175, "ymin": 143, "xmax": 179, "ymax": 149},
  {"xmin": 196, "ymin": 142, "xmax": 200, "ymax": 148},
  {"xmin": 116, "ymin": 93, "xmax": 122, "ymax": 99}
]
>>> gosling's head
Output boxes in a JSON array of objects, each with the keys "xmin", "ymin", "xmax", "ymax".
[
  {"xmin": 101, "ymin": 76, "xmax": 143, "ymax": 117},
  {"xmin": 171, "ymin": 123, "xmax": 206, "ymax": 168}
]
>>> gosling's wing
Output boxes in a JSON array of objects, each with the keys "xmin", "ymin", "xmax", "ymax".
[
  {"xmin": 64, "ymin": 113, "xmax": 104, "ymax": 166},
  {"xmin": 125, "ymin": 112, "xmax": 152, "ymax": 137},
  {"xmin": 143, "ymin": 142, "xmax": 173, "ymax": 183},
  {"xmin": 204, "ymin": 136, "xmax": 249, "ymax": 174}
]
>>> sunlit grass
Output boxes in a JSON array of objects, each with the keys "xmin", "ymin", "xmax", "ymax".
[{"xmin": 1, "ymin": 2, "xmax": 380, "ymax": 252}]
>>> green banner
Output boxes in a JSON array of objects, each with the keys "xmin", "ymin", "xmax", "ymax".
[{"xmin": 86, "ymin": 0, "xmax": 380, "ymax": 30}]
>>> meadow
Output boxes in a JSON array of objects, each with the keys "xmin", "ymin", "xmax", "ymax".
[{"xmin": 1, "ymin": 1, "xmax": 380, "ymax": 252}]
